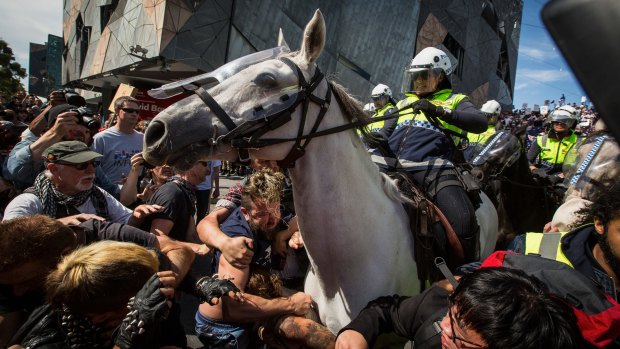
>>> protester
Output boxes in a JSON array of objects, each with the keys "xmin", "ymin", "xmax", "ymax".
[
  {"xmin": 336, "ymin": 267, "xmax": 587, "ymax": 349},
  {"xmin": 91, "ymin": 96, "xmax": 144, "ymax": 186},
  {"xmin": 2, "ymin": 141, "xmax": 161, "ymax": 225},
  {"xmin": 196, "ymin": 168, "xmax": 313, "ymax": 348},
  {"xmin": 5, "ymin": 104, "xmax": 119, "ymax": 195},
  {"xmin": 7, "ymin": 241, "xmax": 178, "ymax": 348},
  {"xmin": 0, "ymin": 214, "xmax": 196, "ymax": 345},
  {"xmin": 509, "ymin": 184, "xmax": 620, "ymax": 301}
]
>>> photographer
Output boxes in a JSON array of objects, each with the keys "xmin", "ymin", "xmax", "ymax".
[{"xmin": 5, "ymin": 104, "xmax": 118, "ymax": 197}]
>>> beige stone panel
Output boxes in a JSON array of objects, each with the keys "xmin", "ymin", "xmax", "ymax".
[{"xmin": 416, "ymin": 13, "xmax": 448, "ymax": 54}]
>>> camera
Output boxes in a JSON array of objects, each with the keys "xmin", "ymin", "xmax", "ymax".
[{"xmin": 69, "ymin": 107, "xmax": 100, "ymax": 130}]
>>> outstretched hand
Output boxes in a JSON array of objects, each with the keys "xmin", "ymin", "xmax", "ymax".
[{"xmin": 57, "ymin": 213, "xmax": 105, "ymax": 226}]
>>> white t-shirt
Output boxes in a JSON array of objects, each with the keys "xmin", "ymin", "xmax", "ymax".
[
  {"xmin": 91, "ymin": 127, "xmax": 144, "ymax": 185},
  {"xmin": 2, "ymin": 189, "xmax": 133, "ymax": 223},
  {"xmin": 196, "ymin": 160, "xmax": 221, "ymax": 191}
]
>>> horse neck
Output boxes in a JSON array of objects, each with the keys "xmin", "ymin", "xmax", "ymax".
[{"xmin": 288, "ymin": 103, "xmax": 408, "ymax": 254}]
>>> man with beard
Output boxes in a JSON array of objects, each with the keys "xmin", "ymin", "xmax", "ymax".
[
  {"xmin": 196, "ymin": 169, "xmax": 313, "ymax": 349},
  {"xmin": 2, "ymin": 141, "xmax": 161, "ymax": 225},
  {"xmin": 509, "ymin": 184, "xmax": 620, "ymax": 302}
]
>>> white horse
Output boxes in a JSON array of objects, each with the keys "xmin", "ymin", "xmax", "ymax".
[{"xmin": 143, "ymin": 10, "xmax": 497, "ymax": 333}]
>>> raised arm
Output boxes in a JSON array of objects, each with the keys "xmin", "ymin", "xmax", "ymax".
[{"xmin": 197, "ymin": 207, "xmax": 254, "ymax": 268}]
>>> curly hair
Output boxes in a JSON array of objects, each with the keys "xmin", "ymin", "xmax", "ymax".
[
  {"xmin": 574, "ymin": 184, "xmax": 620, "ymax": 227},
  {"xmin": 46, "ymin": 240, "xmax": 158, "ymax": 314},
  {"xmin": 241, "ymin": 168, "xmax": 285, "ymax": 209},
  {"xmin": 246, "ymin": 264, "xmax": 282, "ymax": 299}
]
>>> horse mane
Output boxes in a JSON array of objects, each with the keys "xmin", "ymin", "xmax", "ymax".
[
  {"xmin": 329, "ymin": 80, "xmax": 371, "ymax": 135},
  {"xmin": 328, "ymin": 80, "xmax": 408, "ymax": 204}
]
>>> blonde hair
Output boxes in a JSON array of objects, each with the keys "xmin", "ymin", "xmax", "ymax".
[
  {"xmin": 241, "ymin": 169, "xmax": 285, "ymax": 208},
  {"xmin": 46, "ymin": 240, "xmax": 159, "ymax": 314}
]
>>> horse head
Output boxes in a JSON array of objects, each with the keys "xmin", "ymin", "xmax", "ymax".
[{"xmin": 143, "ymin": 10, "xmax": 338, "ymax": 170}]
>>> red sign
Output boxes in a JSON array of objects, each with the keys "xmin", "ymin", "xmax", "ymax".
[{"xmin": 134, "ymin": 89, "xmax": 190, "ymax": 120}]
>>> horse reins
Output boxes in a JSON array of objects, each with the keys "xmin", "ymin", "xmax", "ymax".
[{"xmin": 190, "ymin": 55, "xmax": 416, "ymax": 167}]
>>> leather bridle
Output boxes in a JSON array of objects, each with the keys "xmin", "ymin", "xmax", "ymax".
[{"xmin": 191, "ymin": 57, "xmax": 332, "ymax": 168}]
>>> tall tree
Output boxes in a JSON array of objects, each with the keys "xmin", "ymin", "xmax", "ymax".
[{"xmin": 0, "ymin": 39, "xmax": 26, "ymax": 99}]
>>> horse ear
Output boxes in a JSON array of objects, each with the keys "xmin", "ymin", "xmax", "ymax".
[
  {"xmin": 277, "ymin": 28, "xmax": 290, "ymax": 50},
  {"xmin": 299, "ymin": 9, "xmax": 325, "ymax": 64}
]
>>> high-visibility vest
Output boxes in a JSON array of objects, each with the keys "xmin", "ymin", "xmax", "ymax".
[
  {"xmin": 524, "ymin": 231, "xmax": 573, "ymax": 267},
  {"xmin": 365, "ymin": 102, "xmax": 395, "ymax": 132},
  {"xmin": 467, "ymin": 125, "xmax": 496, "ymax": 145},
  {"xmin": 395, "ymin": 89, "xmax": 467, "ymax": 145},
  {"xmin": 535, "ymin": 131, "xmax": 578, "ymax": 167}
]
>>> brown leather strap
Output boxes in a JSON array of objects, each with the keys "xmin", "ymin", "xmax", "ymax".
[{"xmin": 397, "ymin": 169, "xmax": 465, "ymax": 267}]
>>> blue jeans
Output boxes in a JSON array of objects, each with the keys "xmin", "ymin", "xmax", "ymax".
[{"xmin": 195, "ymin": 311, "xmax": 250, "ymax": 349}]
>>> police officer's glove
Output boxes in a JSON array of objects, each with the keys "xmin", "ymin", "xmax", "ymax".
[
  {"xmin": 413, "ymin": 99, "xmax": 454, "ymax": 122},
  {"xmin": 114, "ymin": 274, "xmax": 171, "ymax": 349},
  {"xmin": 195, "ymin": 275, "xmax": 241, "ymax": 306},
  {"xmin": 365, "ymin": 131, "xmax": 389, "ymax": 149}
]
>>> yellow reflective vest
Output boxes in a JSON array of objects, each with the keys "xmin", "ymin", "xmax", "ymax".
[
  {"xmin": 395, "ymin": 89, "xmax": 467, "ymax": 145},
  {"xmin": 467, "ymin": 125, "xmax": 496, "ymax": 145},
  {"xmin": 536, "ymin": 131, "xmax": 578, "ymax": 167},
  {"xmin": 524, "ymin": 231, "xmax": 573, "ymax": 267}
]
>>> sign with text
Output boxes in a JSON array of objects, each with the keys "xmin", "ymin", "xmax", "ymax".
[{"xmin": 133, "ymin": 89, "xmax": 189, "ymax": 120}]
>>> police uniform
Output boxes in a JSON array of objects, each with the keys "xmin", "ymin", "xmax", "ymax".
[{"xmin": 372, "ymin": 88, "xmax": 486, "ymax": 263}]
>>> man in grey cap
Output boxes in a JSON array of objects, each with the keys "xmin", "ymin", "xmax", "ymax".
[{"xmin": 3, "ymin": 141, "xmax": 162, "ymax": 225}]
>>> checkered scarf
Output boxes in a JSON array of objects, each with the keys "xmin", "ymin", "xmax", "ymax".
[{"xmin": 32, "ymin": 172, "xmax": 109, "ymax": 219}]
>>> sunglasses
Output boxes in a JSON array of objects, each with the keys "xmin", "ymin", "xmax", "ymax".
[
  {"xmin": 197, "ymin": 160, "xmax": 211, "ymax": 167},
  {"xmin": 121, "ymin": 107, "xmax": 140, "ymax": 114},
  {"xmin": 57, "ymin": 160, "xmax": 101, "ymax": 170}
]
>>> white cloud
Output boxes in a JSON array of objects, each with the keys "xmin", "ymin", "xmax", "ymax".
[
  {"xmin": 0, "ymin": 1, "xmax": 63, "ymax": 89},
  {"xmin": 514, "ymin": 82, "xmax": 528, "ymax": 90},
  {"xmin": 519, "ymin": 45, "xmax": 559, "ymax": 60},
  {"xmin": 518, "ymin": 68, "xmax": 569, "ymax": 82}
]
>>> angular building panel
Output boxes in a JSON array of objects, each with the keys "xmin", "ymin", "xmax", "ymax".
[{"xmin": 63, "ymin": 0, "xmax": 522, "ymax": 112}]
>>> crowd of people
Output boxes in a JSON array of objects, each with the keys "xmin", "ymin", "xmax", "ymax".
[{"xmin": 0, "ymin": 45, "xmax": 618, "ymax": 349}]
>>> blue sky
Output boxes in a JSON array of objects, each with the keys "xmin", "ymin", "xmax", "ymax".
[
  {"xmin": 512, "ymin": 0, "xmax": 587, "ymax": 109},
  {"xmin": 0, "ymin": 0, "xmax": 587, "ymax": 108}
]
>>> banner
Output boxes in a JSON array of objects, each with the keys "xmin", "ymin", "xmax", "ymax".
[{"xmin": 108, "ymin": 83, "xmax": 137, "ymax": 112}]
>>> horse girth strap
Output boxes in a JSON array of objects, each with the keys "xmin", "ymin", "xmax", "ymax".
[{"xmin": 396, "ymin": 170, "xmax": 465, "ymax": 267}]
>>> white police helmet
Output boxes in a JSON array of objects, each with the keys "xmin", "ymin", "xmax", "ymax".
[
  {"xmin": 549, "ymin": 105, "xmax": 580, "ymax": 128},
  {"xmin": 363, "ymin": 102, "xmax": 376, "ymax": 113},
  {"xmin": 402, "ymin": 47, "xmax": 454, "ymax": 94},
  {"xmin": 481, "ymin": 100, "xmax": 501, "ymax": 116},
  {"xmin": 371, "ymin": 84, "xmax": 392, "ymax": 98}
]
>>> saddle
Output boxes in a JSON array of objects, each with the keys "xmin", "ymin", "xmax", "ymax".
[{"xmin": 391, "ymin": 170, "xmax": 465, "ymax": 283}]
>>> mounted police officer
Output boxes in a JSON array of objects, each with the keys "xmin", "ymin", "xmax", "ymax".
[
  {"xmin": 527, "ymin": 105, "xmax": 580, "ymax": 177},
  {"xmin": 370, "ymin": 47, "xmax": 487, "ymax": 264},
  {"xmin": 366, "ymin": 84, "xmax": 397, "ymax": 130},
  {"xmin": 360, "ymin": 84, "xmax": 397, "ymax": 147},
  {"xmin": 464, "ymin": 100, "xmax": 501, "ymax": 162}
]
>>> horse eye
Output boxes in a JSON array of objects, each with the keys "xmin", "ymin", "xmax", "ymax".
[{"xmin": 254, "ymin": 73, "xmax": 278, "ymax": 87}]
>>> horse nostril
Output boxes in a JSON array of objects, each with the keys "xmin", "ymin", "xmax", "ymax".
[{"xmin": 144, "ymin": 120, "xmax": 167, "ymax": 150}]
